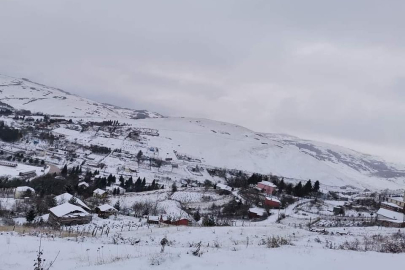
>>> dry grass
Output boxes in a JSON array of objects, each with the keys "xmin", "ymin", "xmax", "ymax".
[{"xmin": 0, "ymin": 225, "xmax": 91, "ymax": 238}]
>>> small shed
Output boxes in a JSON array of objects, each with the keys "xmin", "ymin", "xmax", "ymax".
[
  {"xmin": 248, "ymin": 207, "xmax": 266, "ymax": 219},
  {"xmin": 95, "ymin": 204, "xmax": 117, "ymax": 219},
  {"xmin": 78, "ymin": 182, "xmax": 89, "ymax": 189},
  {"xmin": 49, "ymin": 203, "xmax": 92, "ymax": 226},
  {"xmin": 147, "ymin": 216, "xmax": 160, "ymax": 224},
  {"xmin": 93, "ymin": 188, "xmax": 107, "ymax": 198}
]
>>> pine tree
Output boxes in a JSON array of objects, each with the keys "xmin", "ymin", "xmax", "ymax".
[
  {"xmin": 119, "ymin": 175, "xmax": 125, "ymax": 187},
  {"xmin": 114, "ymin": 200, "xmax": 121, "ymax": 211},
  {"xmin": 193, "ymin": 210, "xmax": 201, "ymax": 222},
  {"xmin": 61, "ymin": 164, "xmax": 68, "ymax": 176},
  {"xmin": 278, "ymin": 178, "xmax": 285, "ymax": 192},
  {"xmin": 313, "ymin": 180, "xmax": 320, "ymax": 193},
  {"xmin": 293, "ymin": 182, "xmax": 303, "ymax": 197},
  {"xmin": 171, "ymin": 182, "xmax": 177, "ymax": 193},
  {"xmin": 107, "ymin": 174, "xmax": 114, "ymax": 185},
  {"xmin": 303, "ymin": 180, "xmax": 313, "ymax": 196},
  {"xmin": 26, "ymin": 208, "xmax": 36, "ymax": 223}
]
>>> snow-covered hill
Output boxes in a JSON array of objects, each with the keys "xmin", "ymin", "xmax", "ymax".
[
  {"xmin": 1, "ymin": 74, "xmax": 405, "ymax": 190},
  {"xmin": 0, "ymin": 74, "xmax": 162, "ymax": 119}
]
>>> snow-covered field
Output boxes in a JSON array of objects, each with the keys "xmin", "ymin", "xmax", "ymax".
[{"xmin": 1, "ymin": 222, "xmax": 404, "ymax": 270}]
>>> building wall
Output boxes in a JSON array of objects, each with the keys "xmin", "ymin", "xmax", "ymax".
[{"xmin": 257, "ymin": 183, "xmax": 275, "ymax": 195}]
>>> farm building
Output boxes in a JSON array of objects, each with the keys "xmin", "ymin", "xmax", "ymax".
[
  {"xmin": 147, "ymin": 216, "xmax": 160, "ymax": 224},
  {"xmin": 0, "ymin": 161, "xmax": 17, "ymax": 167},
  {"xmin": 264, "ymin": 197, "xmax": 281, "ymax": 208},
  {"xmin": 14, "ymin": 186, "xmax": 35, "ymax": 199},
  {"xmin": 257, "ymin": 181, "xmax": 276, "ymax": 195},
  {"xmin": 95, "ymin": 204, "xmax": 117, "ymax": 218},
  {"xmin": 93, "ymin": 188, "xmax": 107, "ymax": 198},
  {"xmin": 248, "ymin": 207, "xmax": 266, "ymax": 219},
  {"xmin": 54, "ymin": 192, "xmax": 91, "ymax": 212},
  {"xmin": 386, "ymin": 195, "xmax": 405, "ymax": 209},
  {"xmin": 376, "ymin": 208, "xmax": 405, "ymax": 228},
  {"xmin": 171, "ymin": 218, "xmax": 191, "ymax": 226},
  {"xmin": 48, "ymin": 203, "xmax": 92, "ymax": 226},
  {"xmin": 78, "ymin": 182, "xmax": 89, "ymax": 189}
]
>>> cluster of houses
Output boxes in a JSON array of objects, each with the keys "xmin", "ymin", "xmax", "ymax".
[
  {"xmin": 377, "ymin": 193, "xmax": 405, "ymax": 227},
  {"xmin": 249, "ymin": 181, "xmax": 281, "ymax": 219}
]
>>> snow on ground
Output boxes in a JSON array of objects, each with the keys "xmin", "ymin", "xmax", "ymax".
[
  {"xmin": 1, "ymin": 223, "xmax": 405, "ymax": 270},
  {"xmin": 0, "ymin": 163, "xmax": 47, "ymax": 178}
]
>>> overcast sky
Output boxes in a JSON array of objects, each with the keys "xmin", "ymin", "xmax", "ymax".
[{"xmin": 1, "ymin": 0, "xmax": 404, "ymax": 163}]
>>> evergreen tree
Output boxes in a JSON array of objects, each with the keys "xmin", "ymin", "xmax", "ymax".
[
  {"xmin": 278, "ymin": 178, "xmax": 286, "ymax": 192},
  {"xmin": 171, "ymin": 182, "xmax": 177, "ymax": 193},
  {"xmin": 114, "ymin": 200, "xmax": 121, "ymax": 211},
  {"xmin": 193, "ymin": 210, "xmax": 201, "ymax": 222},
  {"xmin": 46, "ymin": 196, "xmax": 57, "ymax": 209},
  {"xmin": 119, "ymin": 175, "xmax": 125, "ymax": 187},
  {"xmin": 26, "ymin": 208, "xmax": 36, "ymax": 223},
  {"xmin": 107, "ymin": 174, "xmax": 114, "ymax": 185},
  {"xmin": 313, "ymin": 180, "xmax": 320, "ymax": 193},
  {"xmin": 303, "ymin": 180, "xmax": 313, "ymax": 196},
  {"xmin": 61, "ymin": 164, "xmax": 68, "ymax": 176},
  {"xmin": 293, "ymin": 182, "xmax": 303, "ymax": 197}
]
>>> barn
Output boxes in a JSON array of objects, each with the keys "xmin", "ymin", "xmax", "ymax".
[
  {"xmin": 95, "ymin": 204, "xmax": 117, "ymax": 218},
  {"xmin": 48, "ymin": 203, "xmax": 92, "ymax": 226},
  {"xmin": 248, "ymin": 207, "xmax": 266, "ymax": 219},
  {"xmin": 171, "ymin": 218, "xmax": 191, "ymax": 226},
  {"xmin": 264, "ymin": 197, "xmax": 281, "ymax": 208}
]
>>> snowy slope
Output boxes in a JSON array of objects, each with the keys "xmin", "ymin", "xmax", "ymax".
[
  {"xmin": 0, "ymin": 74, "xmax": 162, "ymax": 118},
  {"xmin": 1, "ymin": 74, "xmax": 405, "ymax": 190}
]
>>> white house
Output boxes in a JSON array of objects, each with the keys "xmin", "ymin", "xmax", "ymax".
[
  {"xmin": 14, "ymin": 186, "xmax": 35, "ymax": 199},
  {"xmin": 54, "ymin": 192, "xmax": 91, "ymax": 212},
  {"xmin": 48, "ymin": 203, "xmax": 92, "ymax": 225},
  {"xmin": 93, "ymin": 188, "xmax": 107, "ymax": 198}
]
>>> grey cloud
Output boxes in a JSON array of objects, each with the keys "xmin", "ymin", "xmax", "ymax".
[{"xmin": 0, "ymin": 0, "xmax": 405, "ymax": 162}]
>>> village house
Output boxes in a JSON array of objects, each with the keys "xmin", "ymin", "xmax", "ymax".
[
  {"xmin": 48, "ymin": 203, "xmax": 92, "ymax": 226},
  {"xmin": 78, "ymin": 182, "xmax": 89, "ymax": 189},
  {"xmin": 248, "ymin": 207, "xmax": 266, "ymax": 219},
  {"xmin": 95, "ymin": 204, "xmax": 117, "ymax": 218},
  {"xmin": 264, "ymin": 197, "xmax": 281, "ymax": 208},
  {"xmin": 257, "ymin": 181, "xmax": 276, "ymax": 195},
  {"xmin": 376, "ymin": 208, "xmax": 405, "ymax": 228},
  {"xmin": 147, "ymin": 216, "xmax": 160, "ymax": 224},
  {"xmin": 54, "ymin": 192, "xmax": 91, "ymax": 212},
  {"xmin": 172, "ymin": 218, "xmax": 191, "ymax": 226},
  {"xmin": 93, "ymin": 188, "xmax": 107, "ymax": 198},
  {"xmin": 14, "ymin": 186, "xmax": 35, "ymax": 199}
]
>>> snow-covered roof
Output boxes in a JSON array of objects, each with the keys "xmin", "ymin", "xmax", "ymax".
[
  {"xmin": 265, "ymin": 197, "xmax": 281, "ymax": 203},
  {"xmin": 97, "ymin": 204, "xmax": 116, "ymax": 212},
  {"xmin": 249, "ymin": 207, "xmax": 265, "ymax": 216},
  {"xmin": 257, "ymin": 181, "xmax": 277, "ymax": 187},
  {"xmin": 381, "ymin": 202, "xmax": 402, "ymax": 209},
  {"xmin": 93, "ymin": 188, "xmax": 106, "ymax": 195},
  {"xmin": 15, "ymin": 186, "xmax": 35, "ymax": 193},
  {"xmin": 377, "ymin": 208, "xmax": 405, "ymax": 223},
  {"xmin": 54, "ymin": 192, "xmax": 90, "ymax": 210},
  {"xmin": 78, "ymin": 182, "xmax": 89, "ymax": 187},
  {"xmin": 50, "ymin": 203, "xmax": 89, "ymax": 218},
  {"xmin": 391, "ymin": 197, "xmax": 404, "ymax": 203},
  {"xmin": 148, "ymin": 216, "xmax": 160, "ymax": 221},
  {"xmin": 258, "ymin": 181, "xmax": 277, "ymax": 188},
  {"xmin": 216, "ymin": 183, "xmax": 232, "ymax": 191}
]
